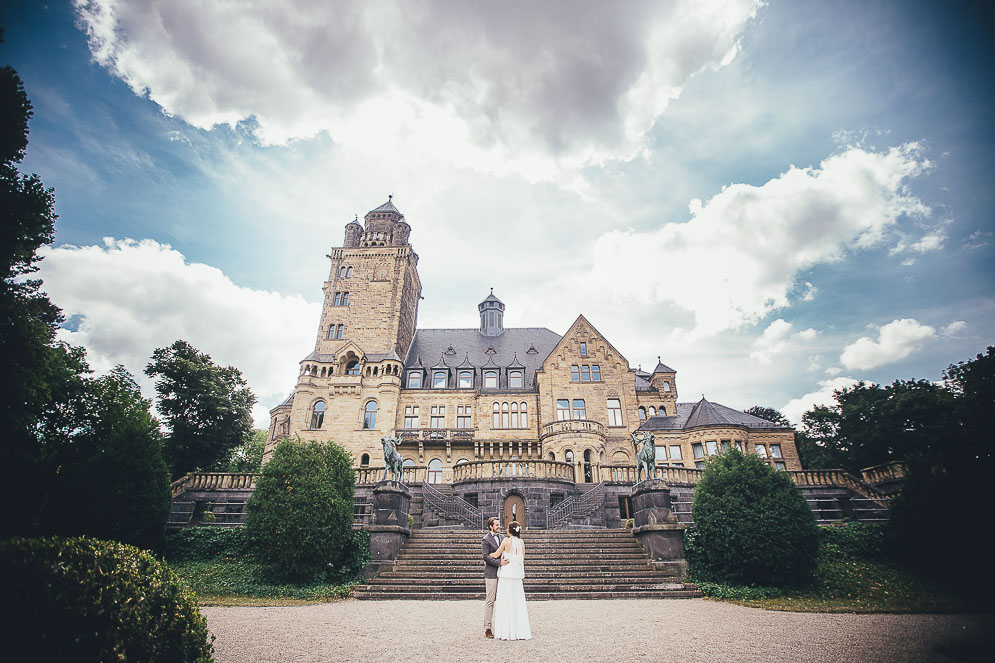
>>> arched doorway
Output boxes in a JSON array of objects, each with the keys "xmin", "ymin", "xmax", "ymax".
[{"xmin": 503, "ymin": 493, "xmax": 525, "ymax": 528}]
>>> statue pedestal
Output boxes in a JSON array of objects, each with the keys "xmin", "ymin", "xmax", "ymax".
[
  {"xmin": 365, "ymin": 481, "xmax": 411, "ymax": 578},
  {"xmin": 630, "ymin": 479, "xmax": 687, "ymax": 578}
]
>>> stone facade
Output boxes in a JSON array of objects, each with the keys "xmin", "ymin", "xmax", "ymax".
[{"xmin": 264, "ymin": 198, "xmax": 801, "ymax": 484}]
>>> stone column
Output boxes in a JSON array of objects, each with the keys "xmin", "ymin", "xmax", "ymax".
[
  {"xmin": 630, "ymin": 479, "xmax": 687, "ymax": 578},
  {"xmin": 365, "ymin": 481, "xmax": 412, "ymax": 577}
]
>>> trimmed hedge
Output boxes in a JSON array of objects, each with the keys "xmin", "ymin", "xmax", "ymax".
[
  {"xmin": 160, "ymin": 526, "xmax": 251, "ymax": 563},
  {"xmin": 0, "ymin": 536, "xmax": 213, "ymax": 662},
  {"xmin": 689, "ymin": 450, "xmax": 819, "ymax": 586}
]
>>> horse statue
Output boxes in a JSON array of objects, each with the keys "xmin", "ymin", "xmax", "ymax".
[
  {"xmin": 380, "ymin": 434, "xmax": 405, "ymax": 483},
  {"xmin": 632, "ymin": 431, "xmax": 657, "ymax": 483}
]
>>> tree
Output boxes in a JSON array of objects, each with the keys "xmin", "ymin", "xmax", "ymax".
[
  {"xmin": 743, "ymin": 405, "xmax": 791, "ymax": 427},
  {"xmin": 243, "ymin": 437, "xmax": 357, "ymax": 582},
  {"xmin": 145, "ymin": 340, "xmax": 256, "ymax": 479},
  {"xmin": 218, "ymin": 429, "xmax": 266, "ymax": 473},
  {"xmin": 689, "ymin": 450, "xmax": 819, "ymax": 586}
]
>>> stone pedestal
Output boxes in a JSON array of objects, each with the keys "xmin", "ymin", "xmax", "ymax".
[
  {"xmin": 365, "ymin": 481, "xmax": 412, "ymax": 577},
  {"xmin": 630, "ymin": 479, "xmax": 687, "ymax": 578}
]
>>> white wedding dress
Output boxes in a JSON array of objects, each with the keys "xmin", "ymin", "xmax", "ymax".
[{"xmin": 492, "ymin": 537, "xmax": 531, "ymax": 640}]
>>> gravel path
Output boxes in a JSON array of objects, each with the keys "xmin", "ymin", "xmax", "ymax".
[{"xmin": 203, "ymin": 599, "xmax": 993, "ymax": 663}]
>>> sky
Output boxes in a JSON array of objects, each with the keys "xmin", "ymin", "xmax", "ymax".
[{"xmin": 2, "ymin": 0, "xmax": 993, "ymax": 428}]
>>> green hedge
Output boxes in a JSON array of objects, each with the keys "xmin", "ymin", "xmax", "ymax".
[
  {"xmin": 0, "ymin": 536, "xmax": 213, "ymax": 661},
  {"xmin": 160, "ymin": 527, "xmax": 251, "ymax": 563}
]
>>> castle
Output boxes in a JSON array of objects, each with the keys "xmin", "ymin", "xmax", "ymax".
[{"xmin": 263, "ymin": 198, "xmax": 801, "ymax": 492}]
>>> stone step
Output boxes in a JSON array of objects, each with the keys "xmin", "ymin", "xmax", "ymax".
[
  {"xmin": 379, "ymin": 570, "xmax": 681, "ymax": 580},
  {"xmin": 352, "ymin": 590, "xmax": 703, "ymax": 600},
  {"xmin": 368, "ymin": 578, "xmax": 688, "ymax": 588}
]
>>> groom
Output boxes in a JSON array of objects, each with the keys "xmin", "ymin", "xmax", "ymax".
[{"xmin": 482, "ymin": 516, "xmax": 509, "ymax": 639}]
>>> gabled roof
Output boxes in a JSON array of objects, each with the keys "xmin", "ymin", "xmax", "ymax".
[
  {"xmin": 637, "ymin": 399, "xmax": 793, "ymax": 432},
  {"xmin": 540, "ymin": 314, "xmax": 631, "ymax": 372},
  {"xmin": 431, "ymin": 355, "xmax": 451, "ymax": 370}
]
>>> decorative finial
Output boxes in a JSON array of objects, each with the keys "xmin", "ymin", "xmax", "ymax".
[
  {"xmin": 354, "ymin": 214, "xmax": 358, "ymax": 221},
  {"xmin": 490, "ymin": 287, "xmax": 494, "ymax": 295},
  {"xmin": 658, "ymin": 356, "xmax": 661, "ymax": 363},
  {"xmin": 388, "ymin": 193, "xmax": 393, "ymax": 201}
]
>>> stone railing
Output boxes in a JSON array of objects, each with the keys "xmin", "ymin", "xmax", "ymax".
[
  {"xmin": 789, "ymin": 469, "xmax": 887, "ymax": 500},
  {"xmin": 546, "ymin": 482, "xmax": 606, "ymax": 528},
  {"xmin": 422, "ymin": 481, "xmax": 483, "ymax": 528},
  {"xmin": 172, "ymin": 472, "xmax": 258, "ymax": 497},
  {"xmin": 395, "ymin": 428, "xmax": 475, "ymax": 441},
  {"xmin": 599, "ymin": 465, "xmax": 704, "ymax": 484},
  {"xmin": 538, "ymin": 419, "xmax": 606, "ymax": 441},
  {"xmin": 355, "ymin": 465, "xmax": 428, "ymax": 485},
  {"xmin": 860, "ymin": 461, "xmax": 907, "ymax": 485},
  {"xmin": 452, "ymin": 459, "xmax": 575, "ymax": 482}
]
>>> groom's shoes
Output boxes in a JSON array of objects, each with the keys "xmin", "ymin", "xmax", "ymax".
[{"xmin": 485, "ymin": 629, "xmax": 494, "ymax": 639}]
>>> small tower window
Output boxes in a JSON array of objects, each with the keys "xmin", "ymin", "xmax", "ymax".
[
  {"xmin": 580, "ymin": 342, "xmax": 587, "ymax": 356},
  {"xmin": 663, "ymin": 381, "xmax": 671, "ymax": 392},
  {"xmin": 360, "ymin": 453, "xmax": 370, "ymax": 466},
  {"xmin": 363, "ymin": 401, "xmax": 378, "ymax": 429},
  {"xmin": 335, "ymin": 324, "xmax": 344, "ymax": 339},
  {"xmin": 310, "ymin": 400, "xmax": 326, "ymax": 429}
]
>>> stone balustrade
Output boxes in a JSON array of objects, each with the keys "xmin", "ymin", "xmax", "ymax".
[
  {"xmin": 538, "ymin": 418, "xmax": 606, "ymax": 441},
  {"xmin": 452, "ymin": 459, "xmax": 575, "ymax": 482},
  {"xmin": 355, "ymin": 465, "xmax": 428, "ymax": 485},
  {"xmin": 860, "ymin": 460, "xmax": 907, "ymax": 484},
  {"xmin": 394, "ymin": 428, "xmax": 475, "ymax": 441}
]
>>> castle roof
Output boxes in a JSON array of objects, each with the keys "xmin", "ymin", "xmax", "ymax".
[
  {"xmin": 652, "ymin": 357, "xmax": 676, "ymax": 374},
  {"xmin": 368, "ymin": 196, "xmax": 403, "ymax": 217},
  {"xmin": 637, "ymin": 398, "xmax": 793, "ymax": 432}
]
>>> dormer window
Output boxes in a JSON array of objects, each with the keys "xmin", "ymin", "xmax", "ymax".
[
  {"xmin": 458, "ymin": 370, "xmax": 473, "ymax": 388},
  {"xmin": 483, "ymin": 370, "xmax": 498, "ymax": 389},
  {"xmin": 432, "ymin": 370, "xmax": 448, "ymax": 389},
  {"xmin": 407, "ymin": 372, "xmax": 422, "ymax": 388},
  {"xmin": 508, "ymin": 370, "xmax": 524, "ymax": 389}
]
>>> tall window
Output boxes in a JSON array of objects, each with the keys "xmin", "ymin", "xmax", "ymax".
[
  {"xmin": 692, "ymin": 442, "xmax": 704, "ymax": 459},
  {"xmin": 346, "ymin": 361, "xmax": 360, "ymax": 375},
  {"xmin": 510, "ymin": 402, "xmax": 519, "ymax": 428},
  {"xmin": 428, "ymin": 459, "xmax": 443, "ymax": 484},
  {"xmin": 360, "ymin": 453, "xmax": 369, "ymax": 466},
  {"xmin": 328, "ymin": 325, "xmax": 335, "ymax": 339},
  {"xmin": 363, "ymin": 401, "xmax": 378, "ymax": 429},
  {"xmin": 346, "ymin": 266, "xmax": 353, "ymax": 277},
  {"xmin": 341, "ymin": 292, "xmax": 349, "ymax": 305},
  {"xmin": 721, "ymin": 440, "xmax": 731, "ymax": 453},
  {"xmin": 492, "ymin": 402, "xmax": 501, "ymax": 428},
  {"xmin": 572, "ymin": 399, "xmax": 586, "ymax": 419},
  {"xmin": 592, "ymin": 365, "xmax": 601, "ymax": 382},
  {"xmin": 580, "ymin": 342, "xmax": 587, "ymax": 356},
  {"xmin": 571, "ymin": 365, "xmax": 580, "ymax": 382},
  {"xmin": 508, "ymin": 370, "xmax": 524, "ymax": 388},
  {"xmin": 565, "ymin": 450, "xmax": 574, "ymax": 464},
  {"xmin": 770, "ymin": 444, "xmax": 783, "ymax": 459},
  {"xmin": 333, "ymin": 292, "xmax": 342, "ymax": 305},
  {"xmin": 648, "ymin": 406, "xmax": 656, "ymax": 416},
  {"xmin": 638, "ymin": 406, "xmax": 647, "ymax": 421},
  {"xmin": 339, "ymin": 266, "xmax": 347, "ymax": 277},
  {"xmin": 669, "ymin": 445, "xmax": 683, "ymax": 461},
  {"xmin": 458, "ymin": 370, "xmax": 473, "ymax": 388},
  {"xmin": 519, "ymin": 402, "xmax": 528, "ymax": 428},
  {"xmin": 407, "ymin": 372, "xmax": 422, "ymax": 388},
  {"xmin": 705, "ymin": 440, "xmax": 718, "ymax": 456},
  {"xmin": 607, "ymin": 398, "xmax": 623, "ymax": 426},
  {"xmin": 310, "ymin": 400, "xmax": 325, "ymax": 429},
  {"xmin": 483, "ymin": 370, "xmax": 498, "ymax": 388},
  {"xmin": 433, "ymin": 370, "xmax": 447, "ymax": 389},
  {"xmin": 456, "ymin": 405, "xmax": 471, "ymax": 428},
  {"xmin": 335, "ymin": 324, "xmax": 344, "ymax": 339},
  {"xmin": 404, "ymin": 405, "xmax": 419, "ymax": 428},
  {"xmin": 430, "ymin": 405, "xmax": 445, "ymax": 430},
  {"xmin": 556, "ymin": 399, "xmax": 570, "ymax": 420},
  {"xmin": 756, "ymin": 444, "xmax": 768, "ymax": 458},
  {"xmin": 501, "ymin": 402, "xmax": 510, "ymax": 428},
  {"xmin": 663, "ymin": 381, "xmax": 671, "ymax": 392}
]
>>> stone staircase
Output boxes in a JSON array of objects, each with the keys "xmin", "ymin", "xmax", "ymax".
[{"xmin": 353, "ymin": 527, "xmax": 702, "ymax": 600}]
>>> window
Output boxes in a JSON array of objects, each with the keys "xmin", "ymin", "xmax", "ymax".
[
  {"xmin": 428, "ymin": 459, "xmax": 443, "ymax": 484},
  {"xmin": 328, "ymin": 325, "xmax": 335, "ymax": 339},
  {"xmin": 519, "ymin": 402, "xmax": 528, "ymax": 428},
  {"xmin": 581, "ymin": 365, "xmax": 591, "ymax": 382},
  {"xmin": 430, "ymin": 405, "xmax": 445, "ymax": 429},
  {"xmin": 721, "ymin": 440, "xmax": 731, "ymax": 453},
  {"xmin": 433, "ymin": 370, "xmax": 447, "ymax": 389},
  {"xmin": 658, "ymin": 405, "xmax": 666, "ymax": 416},
  {"xmin": 339, "ymin": 267, "xmax": 347, "ymax": 277},
  {"xmin": 492, "ymin": 402, "xmax": 500, "ymax": 428},
  {"xmin": 509, "ymin": 370, "xmax": 523, "ymax": 389},
  {"xmin": 346, "ymin": 361, "xmax": 360, "ymax": 376},
  {"xmin": 407, "ymin": 372, "xmax": 422, "ymax": 388},
  {"xmin": 565, "ymin": 450, "xmax": 574, "ymax": 464},
  {"xmin": 572, "ymin": 399, "xmax": 586, "ymax": 419},
  {"xmin": 580, "ymin": 342, "xmax": 587, "ymax": 356},
  {"xmin": 734, "ymin": 441, "xmax": 743, "ymax": 452},
  {"xmin": 346, "ymin": 266, "xmax": 353, "ymax": 277},
  {"xmin": 774, "ymin": 461, "xmax": 786, "ymax": 470},
  {"xmin": 571, "ymin": 365, "xmax": 580, "ymax": 382},
  {"xmin": 648, "ymin": 406, "xmax": 656, "ymax": 417},
  {"xmin": 310, "ymin": 400, "xmax": 326, "ymax": 429},
  {"xmin": 456, "ymin": 405, "xmax": 471, "ymax": 428},
  {"xmin": 663, "ymin": 381, "xmax": 671, "ymax": 392},
  {"xmin": 483, "ymin": 370, "xmax": 498, "ymax": 388},
  {"xmin": 556, "ymin": 399, "xmax": 570, "ymax": 420},
  {"xmin": 770, "ymin": 444, "xmax": 783, "ymax": 459},
  {"xmin": 655, "ymin": 446, "xmax": 668, "ymax": 463},
  {"xmin": 669, "ymin": 445, "xmax": 683, "ymax": 460},
  {"xmin": 695, "ymin": 461, "xmax": 705, "ymax": 469},
  {"xmin": 363, "ymin": 401, "xmax": 378, "ymax": 429},
  {"xmin": 360, "ymin": 453, "xmax": 369, "ymax": 466},
  {"xmin": 756, "ymin": 444, "xmax": 768, "ymax": 458},
  {"xmin": 592, "ymin": 365, "xmax": 601, "ymax": 381},
  {"xmin": 501, "ymin": 402, "xmax": 509, "ymax": 428},
  {"xmin": 510, "ymin": 402, "xmax": 518, "ymax": 428},
  {"xmin": 692, "ymin": 442, "xmax": 704, "ymax": 459},
  {"xmin": 335, "ymin": 324, "xmax": 344, "ymax": 339},
  {"xmin": 333, "ymin": 292, "xmax": 342, "ymax": 306},
  {"xmin": 341, "ymin": 292, "xmax": 349, "ymax": 305},
  {"xmin": 705, "ymin": 440, "xmax": 718, "ymax": 456},
  {"xmin": 607, "ymin": 398, "xmax": 623, "ymax": 426},
  {"xmin": 458, "ymin": 370, "xmax": 473, "ymax": 388},
  {"xmin": 552, "ymin": 493, "xmax": 566, "ymax": 508},
  {"xmin": 464, "ymin": 492, "xmax": 478, "ymax": 507},
  {"xmin": 404, "ymin": 405, "xmax": 419, "ymax": 428},
  {"xmin": 638, "ymin": 406, "xmax": 647, "ymax": 421}
]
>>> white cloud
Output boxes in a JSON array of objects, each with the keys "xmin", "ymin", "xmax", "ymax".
[
  {"xmin": 839, "ymin": 318, "xmax": 936, "ymax": 370},
  {"xmin": 590, "ymin": 143, "xmax": 931, "ymax": 335},
  {"xmin": 72, "ymin": 0, "xmax": 762, "ymax": 180},
  {"xmin": 941, "ymin": 320, "xmax": 966, "ymax": 336},
  {"xmin": 39, "ymin": 239, "xmax": 320, "ymax": 427},
  {"xmin": 750, "ymin": 318, "xmax": 817, "ymax": 362},
  {"xmin": 781, "ymin": 376, "xmax": 862, "ymax": 425}
]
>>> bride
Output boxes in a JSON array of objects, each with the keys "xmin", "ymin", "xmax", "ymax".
[{"xmin": 489, "ymin": 521, "xmax": 532, "ymax": 640}]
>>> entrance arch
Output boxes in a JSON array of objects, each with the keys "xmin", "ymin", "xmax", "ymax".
[{"xmin": 503, "ymin": 493, "xmax": 526, "ymax": 528}]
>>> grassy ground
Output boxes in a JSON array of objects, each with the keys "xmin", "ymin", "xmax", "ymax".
[{"xmin": 169, "ymin": 560, "xmax": 357, "ymax": 607}]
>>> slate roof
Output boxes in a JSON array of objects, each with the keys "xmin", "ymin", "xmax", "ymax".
[
  {"xmin": 652, "ymin": 357, "xmax": 676, "ymax": 374},
  {"xmin": 404, "ymin": 327, "xmax": 561, "ymax": 390},
  {"xmin": 635, "ymin": 374, "xmax": 653, "ymax": 392},
  {"xmin": 301, "ymin": 351, "xmax": 336, "ymax": 362},
  {"xmin": 637, "ymin": 398, "xmax": 793, "ymax": 432},
  {"xmin": 368, "ymin": 197, "xmax": 403, "ymax": 216},
  {"xmin": 366, "ymin": 351, "xmax": 402, "ymax": 363}
]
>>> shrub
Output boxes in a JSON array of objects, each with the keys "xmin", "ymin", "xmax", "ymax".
[
  {"xmin": 690, "ymin": 450, "xmax": 819, "ymax": 586},
  {"xmin": 160, "ymin": 526, "xmax": 251, "ymax": 563},
  {"xmin": 0, "ymin": 536, "xmax": 213, "ymax": 662},
  {"xmin": 243, "ymin": 437, "xmax": 357, "ymax": 582},
  {"xmin": 819, "ymin": 521, "xmax": 889, "ymax": 561}
]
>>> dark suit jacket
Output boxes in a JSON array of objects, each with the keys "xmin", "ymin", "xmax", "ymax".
[{"xmin": 482, "ymin": 532, "xmax": 504, "ymax": 579}]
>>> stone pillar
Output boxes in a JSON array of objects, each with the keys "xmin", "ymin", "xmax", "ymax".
[
  {"xmin": 365, "ymin": 481, "xmax": 411, "ymax": 577},
  {"xmin": 630, "ymin": 479, "xmax": 688, "ymax": 578}
]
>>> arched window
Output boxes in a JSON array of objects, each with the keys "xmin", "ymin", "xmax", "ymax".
[
  {"xmin": 501, "ymin": 402, "xmax": 509, "ymax": 428},
  {"xmin": 648, "ymin": 406, "xmax": 656, "ymax": 417},
  {"xmin": 510, "ymin": 402, "xmax": 519, "ymax": 428},
  {"xmin": 565, "ymin": 450, "xmax": 574, "ymax": 464},
  {"xmin": 520, "ymin": 402, "xmax": 528, "ymax": 428},
  {"xmin": 320, "ymin": 367, "xmax": 326, "ymax": 377},
  {"xmin": 346, "ymin": 360, "xmax": 360, "ymax": 375},
  {"xmin": 638, "ymin": 406, "xmax": 646, "ymax": 421},
  {"xmin": 663, "ymin": 381, "xmax": 671, "ymax": 392},
  {"xmin": 492, "ymin": 402, "xmax": 500, "ymax": 428},
  {"xmin": 659, "ymin": 405, "xmax": 666, "ymax": 416},
  {"xmin": 310, "ymin": 365, "xmax": 317, "ymax": 376},
  {"xmin": 363, "ymin": 401, "xmax": 378, "ymax": 429},
  {"xmin": 360, "ymin": 453, "xmax": 370, "ymax": 466},
  {"xmin": 428, "ymin": 458, "xmax": 443, "ymax": 484},
  {"xmin": 346, "ymin": 266, "xmax": 354, "ymax": 277},
  {"xmin": 339, "ymin": 266, "xmax": 347, "ymax": 277},
  {"xmin": 310, "ymin": 400, "xmax": 326, "ymax": 429},
  {"xmin": 483, "ymin": 370, "xmax": 498, "ymax": 388},
  {"xmin": 583, "ymin": 449, "xmax": 592, "ymax": 483},
  {"xmin": 508, "ymin": 370, "xmax": 524, "ymax": 388},
  {"xmin": 547, "ymin": 451, "xmax": 555, "ymax": 461}
]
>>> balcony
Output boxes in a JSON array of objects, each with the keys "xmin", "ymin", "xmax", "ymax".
[
  {"xmin": 395, "ymin": 428, "xmax": 475, "ymax": 442},
  {"xmin": 538, "ymin": 418, "xmax": 606, "ymax": 441},
  {"xmin": 452, "ymin": 459, "xmax": 575, "ymax": 483}
]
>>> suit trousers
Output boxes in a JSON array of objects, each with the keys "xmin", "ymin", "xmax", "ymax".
[{"xmin": 484, "ymin": 577, "xmax": 498, "ymax": 628}]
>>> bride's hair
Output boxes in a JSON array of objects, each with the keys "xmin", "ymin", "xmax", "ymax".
[{"xmin": 508, "ymin": 521, "xmax": 522, "ymax": 537}]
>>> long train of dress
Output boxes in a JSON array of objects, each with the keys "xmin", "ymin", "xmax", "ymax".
[{"xmin": 492, "ymin": 538, "xmax": 531, "ymax": 640}]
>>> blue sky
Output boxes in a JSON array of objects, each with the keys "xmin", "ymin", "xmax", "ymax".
[{"xmin": 3, "ymin": 1, "xmax": 993, "ymax": 427}]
